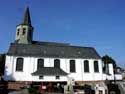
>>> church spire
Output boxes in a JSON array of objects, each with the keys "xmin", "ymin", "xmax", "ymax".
[
  {"xmin": 15, "ymin": 6, "xmax": 34, "ymax": 44},
  {"xmin": 21, "ymin": 6, "xmax": 32, "ymax": 26}
]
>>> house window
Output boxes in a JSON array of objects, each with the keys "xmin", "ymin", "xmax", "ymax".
[
  {"xmin": 56, "ymin": 76, "xmax": 60, "ymax": 79},
  {"xmin": 54, "ymin": 59, "xmax": 60, "ymax": 68},
  {"xmin": 16, "ymin": 58, "xmax": 24, "ymax": 71},
  {"xmin": 70, "ymin": 60, "xmax": 76, "ymax": 72},
  {"xmin": 94, "ymin": 61, "xmax": 99, "ymax": 72},
  {"xmin": 84, "ymin": 60, "xmax": 89, "ymax": 72},
  {"xmin": 37, "ymin": 59, "xmax": 44, "ymax": 69},
  {"xmin": 39, "ymin": 76, "xmax": 44, "ymax": 79}
]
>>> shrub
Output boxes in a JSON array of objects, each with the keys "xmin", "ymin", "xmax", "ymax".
[{"xmin": 28, "ymin": 87, "xmax": 40, "ymax": 94}]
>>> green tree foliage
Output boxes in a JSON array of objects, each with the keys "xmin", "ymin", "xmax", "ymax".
[
  {"xmin": 102, "ymin": 55, "xmax": 116, "ymax": 68},
  {"xmin": 0, "ymin": 54, "xmax": 5, "ymax": 75}
]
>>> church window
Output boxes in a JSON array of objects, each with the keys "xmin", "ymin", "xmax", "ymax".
[
  {"xmin": 17, "ymin": 28, "xmax": 20, "ymax": 31},
  {"xmin": 94, "ymin": 61, "xmax": 99, "ymax": 72},
  {"xmin": 39, "ymin": 76, "xmax": 44, "ymax": 79},
  {"xmin": 54, "ymin": 59, "xmax": 60, "ymax": 68},
  {"xmin": 37, "ymin": 59, "xmax": 44, "ymax": 69},
  {"xmin": 84, "ymin": 60, "xmax": 89, "ymax": 72},
  {"xmin": 70, "ymin": 60, "xmax": 76, "ymax": 72},
  {"xmin": 17, "ymin": 31, "xmax": 19, "ymax": 36},
  {"xmin": 22, "ymin": 28, "xmax": 26, "ymax": 35},
  {"xmin": 56, "ymin": 76, "xmax": 60, "ymax": 79},
  {"xmin": 16, "ymin": 58, "xmax": 24, "ymax": 71}
]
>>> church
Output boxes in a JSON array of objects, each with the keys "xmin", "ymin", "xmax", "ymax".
[{"xmin": 3, "ymin": 7, "xmax": 122, "ymax": 88}]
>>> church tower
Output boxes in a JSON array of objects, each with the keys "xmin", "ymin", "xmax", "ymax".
[{"xmin": 15, "ymin": 7, "xmax": 34, "ymax": 44}]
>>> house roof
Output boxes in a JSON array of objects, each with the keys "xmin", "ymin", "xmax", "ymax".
[
  {"xmin": 32, "ymin": 67, "xmax": 68, "ymax": 76},
  {"xmin": 7, "ymin": 41, "xmax": 101, "ymax": 59}
]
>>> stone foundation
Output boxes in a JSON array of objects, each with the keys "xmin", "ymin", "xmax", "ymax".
[{"xmin": 7, "ymin": 81, "xmax": 32, "ymax": 89}]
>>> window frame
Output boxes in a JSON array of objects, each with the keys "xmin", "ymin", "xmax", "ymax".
[
  {"xmin": 94, "ymin": 61, "xmax": 99, "ymax": 73},
  {"xmin": 22, "ymin": 28, "xmax": 26, "ymax": 35},
  {"xmin": 54, "ymin": 59, "xmax": 60, "ymax": 68},
  {"xmin": 70, "ymin": 60, "xmax": 76, "ymax": 73},
  {"xmin": 16, "ymin": 58, "xmax": 24, "ymax": 72},
  {"xmin": 56, "ymin": 76, "xmax": 60, "ymax": 79},
  {"xmin": 39, "ymin": 76, "xmax": 44, "ymax": 79},
  {"xmin": 84, "ymin": 60, "xmax": 89, "ymax": 73},
  {"xmin": 37, "ymin": 59, "xmax": 44, "ymax": 70}
]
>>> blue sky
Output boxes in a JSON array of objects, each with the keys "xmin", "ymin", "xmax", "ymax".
[{"xmin": 0, "ymin": 0, "xmax": 125, "ymax": 68}]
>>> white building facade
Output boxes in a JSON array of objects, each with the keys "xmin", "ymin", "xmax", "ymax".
[{"xmin": 4, "ymin": 55, "xmax": 104, "ymax": 82}]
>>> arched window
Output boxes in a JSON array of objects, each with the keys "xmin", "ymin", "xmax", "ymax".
[
  {"xmin": 54, "ymin": 59, "xmax": 60, "ymax": 68},
  {"xmin": 84, "ymin": 60, "xmax": 89, "ymax": 72},
  {"xmin": 17, "ymin": 31, "xmax": 19, "ymax": 36},
  {"xmin": 22, "ymin": 28, "xmax": 26, "ymax": 35},
  {"xmin": 37, "ymin": 59, "xmax": 44, "ymax": 69},
  {"xmin": 70, "ymin": 60, "xmax": 76, "ymax": 72},
  {"xmin": 94, "ymin": 61, "xmax": 99, "ymax": 72},
  {"xmin": 16, "ymin": 58, "xmax": 24, "ymax": 71}
]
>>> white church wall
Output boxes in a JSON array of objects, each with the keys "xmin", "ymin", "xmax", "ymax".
[
  {"xmin": 44, "ymin": 58, "xmax": 53, "ymax": 67},
  {"xmin": 107, "ymin": 64, "xmax": 115, "ymax": 80},
  {"xmin": 4, "ymin": 55, "xmax": 104, "ymax": 82},
  {"xmin": 32, "ymin": 76, "xmax": 67, "ymax": 82},
  {"xmin": 115, "ymin": 74, "xmax": 122, "ymax": 80},
  {"xmin": 102, "ymin": 64, "xmax": 117, "ymax": 80},
  {"xmin": 4, "ymin": 56, "xmax": 14, "ymax": 80},
  {"xmin": 68, "ymin": 59, "xmax": 83, "ymax": 81},
  {"xmin": 82, "ymin": 59, "xmax": 103, "ymax": 81},
  {"xmin": 93, "ymin": 59, "xmax": 103, "ymax": 81},
  {"xmin": 11, "ymin": 56, "xmax": 34, "ymax": 81},
  {"xmin": 67, "ymin": 59, "xmax": 103, "ymax": 81},
  {"xmin": 60, "ymin": 59, "xmax": 69, "ymax": 74}
]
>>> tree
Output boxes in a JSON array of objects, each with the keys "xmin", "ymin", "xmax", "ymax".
[{"xmin": 102, "ymin": 55, "xmax": 116, "ymax": 69}]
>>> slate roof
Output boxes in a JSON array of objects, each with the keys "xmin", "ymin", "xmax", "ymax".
[
  {"xmin": 32, "ymin": 67, "xmax": 68, "ymax": 76},
  {"xmin": 7, "ymin": 41, "xmax": 101, "ymax": 59}
]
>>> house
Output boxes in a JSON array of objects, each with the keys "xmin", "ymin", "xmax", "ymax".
[{"xmin": 3, "ymin": 7, "xmax": 121, "ymax": 90}]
